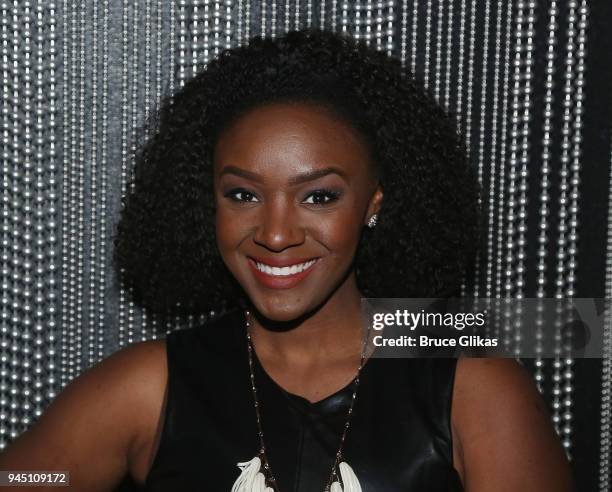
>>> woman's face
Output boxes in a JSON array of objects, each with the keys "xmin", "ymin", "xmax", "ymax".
[{"xmin": 213, "ymin": 102, "xmax": 383, "ymax": 321}]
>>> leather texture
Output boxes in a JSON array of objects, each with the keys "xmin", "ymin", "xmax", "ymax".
[{"xmin": 143, "ymin": 308, "xmax": 464, "ymax": 491}]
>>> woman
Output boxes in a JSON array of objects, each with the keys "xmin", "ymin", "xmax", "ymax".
[{"xmin": 0, "ymin": 29, "xmax": 572, "ymax": 491}]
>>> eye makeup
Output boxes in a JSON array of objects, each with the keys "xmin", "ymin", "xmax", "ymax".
[{"xmin": 222, "ymin": 187, "xmax": 343, "ymax": 207}]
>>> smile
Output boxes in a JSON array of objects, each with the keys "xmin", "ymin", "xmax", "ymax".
[
  {"xmin": 253, "ymin": 258, "xmax": 317, "ymax": 276},
  {"xmin": 247, "ymin": 257, "xmax": 320, "ymax": 289}
]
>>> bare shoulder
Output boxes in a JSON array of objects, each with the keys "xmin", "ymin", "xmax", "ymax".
[
  {"xmin": 80, "ymin": 338, "xmax": 168, "ymax": 441},
  {"xmin": 0, "ymin": 338, "xmax": 167, "ymax": 492},
  {"xmin": 68, "ymin": 338, "xmax": 169, "ymax": 486},
  {"xmin": 451, "ymin": 358, "xmax": 574, "ymax": 492},
  {"xmin": 117, "ymin": 339, "xmax": 169, "ymax": 485},
  {"xmin": 454, "ymin": 358, "xmax": 541, "ymax": 404},
  {"xmin": 104, "ymin": 338, "xmax": 167, "ymax": 396}
]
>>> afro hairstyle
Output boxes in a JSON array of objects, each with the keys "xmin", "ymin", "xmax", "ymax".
[{"xmin": 112, "ymin": 28, "xmax": 482, "ymax": 318}]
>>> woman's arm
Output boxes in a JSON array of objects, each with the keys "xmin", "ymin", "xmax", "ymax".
[
  {"xmin": 452, "ymin": 358, "xmax": 574, "ymax": 492},
  {"xmin": 0, "ymin": 339, "xmax": 166, "ymax": 491}
]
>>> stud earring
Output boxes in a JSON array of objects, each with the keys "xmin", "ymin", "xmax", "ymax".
[{"xmin": 367, "ymin": 214, "xmax": 378, "ymax": 228}]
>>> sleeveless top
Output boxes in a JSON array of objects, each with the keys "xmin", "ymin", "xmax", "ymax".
[{"xmin": 142, "ymin": 308, "xmax": 464, "ymax": 491}]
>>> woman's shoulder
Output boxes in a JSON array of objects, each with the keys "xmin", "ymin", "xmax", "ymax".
[
  {"xmin": 0, "ymin": 336, "xmax": 169, "ymax": 490},
  {"xmin": 108, "ymin": 309, "xmax": 244, "ymax": 487},
  {"xmin": 452, "ymin": 358, "xmax": 546, "ymax": 429},
  {"xmin": 451, "ymin": 358, "xmax": 573, "ymax": 491}
]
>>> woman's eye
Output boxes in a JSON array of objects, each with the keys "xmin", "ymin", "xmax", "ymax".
[
  {"xmin": 303, "ymin": 190, "xmax": 341, "ymax": 206},
  {"xmin": 224, "ymin": 188, "xmax": 259, "ymax": 203},
  {"xmin": 223, "ymin": 188, "xmax": 340, "ymax": 206}
]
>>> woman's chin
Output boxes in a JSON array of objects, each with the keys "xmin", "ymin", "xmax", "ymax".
[{"xmin": 248, "ymin": 294, "xmax": 317, "ymax": 323}]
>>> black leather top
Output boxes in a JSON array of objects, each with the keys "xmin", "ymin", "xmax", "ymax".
[{"xmin": 142, "ymin": 308, "xmax": 464, "ymax": 491}]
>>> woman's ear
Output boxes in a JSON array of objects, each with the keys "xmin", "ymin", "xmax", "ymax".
[{"xmin": 365, "ymin": 184, "xmax": 384, "ymax": 225}]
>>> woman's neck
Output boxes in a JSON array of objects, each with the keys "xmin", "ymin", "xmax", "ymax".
[{"xmin": 247, "ymin": 277, "xmax": 366, "ymax": 368}]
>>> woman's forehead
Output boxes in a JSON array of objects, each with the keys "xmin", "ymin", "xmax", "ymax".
[{"xmin": 213, "ymin": 102, "xmax": 372, "ymax": 176}]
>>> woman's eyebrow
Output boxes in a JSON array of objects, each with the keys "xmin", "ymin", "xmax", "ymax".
[{"xmin": 218, "ymin": 165, "xmax": 349, "ymax": 185}]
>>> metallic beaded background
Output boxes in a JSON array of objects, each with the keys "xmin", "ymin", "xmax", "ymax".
[{"xmin": 0, "ymin": 1, "xmax": 609, "ymax": 489}]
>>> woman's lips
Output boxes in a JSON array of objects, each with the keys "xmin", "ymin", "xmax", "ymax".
[{"xmin": 247, "ymin": 257, "xmax": 320, "ymax": 289}]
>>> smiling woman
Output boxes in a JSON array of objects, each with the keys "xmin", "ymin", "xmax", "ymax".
[{"xmin": 0, "ymin": 28, "xmax": 572, "ymax": 492}]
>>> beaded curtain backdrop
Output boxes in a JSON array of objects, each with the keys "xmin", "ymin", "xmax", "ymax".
[{"xmin": 0, "ymin": 1, "xmax": 610, "ymax": 491}]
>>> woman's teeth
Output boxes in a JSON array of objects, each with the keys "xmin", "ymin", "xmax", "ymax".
[{"xmin": 254, "ymin": 259, "xmax": 317, "ymax": 276}]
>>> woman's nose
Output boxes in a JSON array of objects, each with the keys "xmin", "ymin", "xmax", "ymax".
[{"xmin": 253, "ymin": 200, "xmax": 305, "ymax": 252}]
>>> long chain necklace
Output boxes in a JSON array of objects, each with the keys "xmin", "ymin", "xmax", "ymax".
[{"xmin": 230, "ymin": 310, "xmax": 370, "ymax": 492}]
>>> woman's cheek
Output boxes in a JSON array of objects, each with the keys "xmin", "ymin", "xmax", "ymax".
[
  {"xmin": 214, "ymin": 211, "xmax": 240, "ymax": 265},
  {"xmin": 315, "ymin": 212, "xmax": 363, "ymax": 257}
]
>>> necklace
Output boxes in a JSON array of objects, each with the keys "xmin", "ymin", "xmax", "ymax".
[{"xmin": 230, "ymin": 310, "xmax": 369, "ymax": 492}]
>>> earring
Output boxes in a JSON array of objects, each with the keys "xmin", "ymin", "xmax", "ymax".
[{"xmin": 367, "ymin": 214, "xmax": 378, "ymax": 228}]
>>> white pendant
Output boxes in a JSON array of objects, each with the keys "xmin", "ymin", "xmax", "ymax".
[
  {"xmin": 231, "ymin": 457, "xmax": 361, "ymax": 492},
  {"xmin": 330, "ymin": 482, "xmax": 343, "ymax": 492},
  {"xmin": 338, "ymin": 461, "xmax": 363, "ymax": 492},
  {"xmin": 329, "ymin": 462, "xmax": 363, "ymax": 492},
  {"xmin": 231, "ymin": 457, "xmax": 273, "ymax": 492}
]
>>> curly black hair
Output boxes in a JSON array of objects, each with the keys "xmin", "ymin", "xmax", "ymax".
[{"xmin": 112, "ymin": 28, "xmax": 482, "ymax": 318}]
